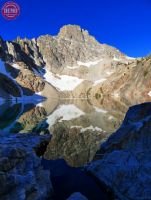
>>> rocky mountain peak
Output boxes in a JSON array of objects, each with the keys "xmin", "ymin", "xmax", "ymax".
[
  {"xmin": 58, "ymin": 25, "xmax": 87, "ymax": 38},
  {"xmin": 0, "ymin": 25, "xmax": 129, "ymax": 75},
  {"xmin": 58, "ymin": 24, "xmax": 97, "ymax": 44}
]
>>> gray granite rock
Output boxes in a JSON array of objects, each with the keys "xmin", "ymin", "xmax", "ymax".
[
  {"xmin": 37, "ymin": 25, "xmax": 124, "ymax": 73},
  {"xmin": 0, "ymin": 24, "xmax": 125, "ymax": 76},
  {"xmin": 87, "ymin": 103, "xmax": 151, "ymax": 200},
  {"xmin": 0, "ymin": 134, "xmax": 53, "ymax": 200}
]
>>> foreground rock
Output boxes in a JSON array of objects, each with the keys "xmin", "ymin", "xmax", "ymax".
[
  {"xmin": 67, "ymin": 192, "xmax": 88, "ymax": 200},
  {"xmin": 0, "ymin": 133, "xmax": 53, "ymax": 200},
  {"xmin": 87, "ymin": 102, "xmax": 151, "ymax": 200}
]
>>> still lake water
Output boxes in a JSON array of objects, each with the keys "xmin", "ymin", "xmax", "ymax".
[{"xmin": 0, "ymin": 98, "xmax": 127, "ymax": 167}]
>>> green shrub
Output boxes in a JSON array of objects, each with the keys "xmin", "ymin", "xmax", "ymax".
[{"xmin": 95, "ymin": 93, "xmax": 101, "ymax": 99}]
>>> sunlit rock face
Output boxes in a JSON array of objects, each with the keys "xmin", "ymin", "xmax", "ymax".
[
  {"xmin": 0, "ymin": 24, "xmax": 151, "ymax": 104},
  {"xmin": 0, "ymin": 134, "xmax": 53, "ymax": 200},
  {"xmin": 87, "ymin": 103, "xmax": 151, "ymax": 200},
  {"xmin": 0, "ymin": 24, "xmax": 137, "ymax": 101},
  {"xmin": 0, "ymin": 40, "xmax": 58, "ymax": 100},
  {"xmin": 90, "ymin": 56, "xmax": 151, "ymax": 105},
  {"xmin": 0, "ymin": 24, "xmax": 150, "ymax": 104},
  {"xmin": 37, "ymin": 25, "xmax": 124, "ymax": 73}
]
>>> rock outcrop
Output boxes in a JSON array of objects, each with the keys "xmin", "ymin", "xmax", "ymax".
[
  {"xmin": 87, "ymin": 102, "xmax": 151, "ymax": 200},
  {"xmin": 0, "ymin": 134, "xmax": 53, "ymax": 200},
  {"xmin": 37, "ymin": 25, "xmax": 124, "ymax": 73},
  {"xmin": 90, "ymin": 56, "xmax": 151, "ymax": 105}
]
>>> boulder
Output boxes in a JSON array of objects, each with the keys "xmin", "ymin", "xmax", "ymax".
[
  {"xmin": 0, "ymin": 134, "xmax": 53, "ymax": 200},
  {"xmin": 87, "ymin": 103, "xmax": 151, "ymax": 200}
]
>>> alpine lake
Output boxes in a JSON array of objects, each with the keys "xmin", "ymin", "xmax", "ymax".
[{"xmin": 0, "ymin": 97, "xmax": 128, "ymax": 167}]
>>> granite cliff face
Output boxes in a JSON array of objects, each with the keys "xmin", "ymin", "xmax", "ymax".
[
  {"xmin": 0, "ymin": 36, "xmax": 58, "ymax": 100},
  {"xmin": 37, "ymin": 25, "xmax": 124, "ymax": 72}
]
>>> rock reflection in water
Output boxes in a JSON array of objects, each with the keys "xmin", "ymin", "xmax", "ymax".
[
  {"xmin": 43, "ymin": 98, "xmax": 126, "ymax": 167},
  {"xmin": 0, "ymin": 102, "xmax": 47, "ymax": 134},
  {"xmin": 13, "ymin": 105, "xmax": 47, "ymax": 133},
  {"xmin": 44, "ymin": 123, "xmax": 107, "ymax": 167},
  {"xmin": 0, "ymin": 98, "xmax": 127, "ymax": 167},
  {"xmin": 0, "ymin": 103, "xmax": 23, "ymax": 133}
]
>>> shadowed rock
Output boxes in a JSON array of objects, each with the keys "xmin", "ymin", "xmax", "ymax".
[
  {"xmin": 0, "ymin": 134, "xmax": 53, "ymax": 200},
  {"xmin": 87, "ymin": 102, "xmax": 151, "ymax": 200}
]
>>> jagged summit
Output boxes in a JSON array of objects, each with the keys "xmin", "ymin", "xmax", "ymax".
[
  {"xmin": 58, "ymin": 24, "xmax": 93, "ymax": 42},
  {"xmin": 0, "ymin": 24, "xmax": 125, "ymax": 68},
  {"xmin": 0, "ymin": 24, "xmax": 126, "ymax": 74}
]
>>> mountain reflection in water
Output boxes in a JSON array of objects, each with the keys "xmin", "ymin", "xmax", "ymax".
[{"xmin": 0, "ymin": 98, "xmax": 127, "ymax": 167}]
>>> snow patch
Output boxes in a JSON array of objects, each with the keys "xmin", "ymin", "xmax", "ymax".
[
  {"xmin": 47, "ymin": 104, "xmax": 85, "ymax": 128},
  {"xmin": 113, "ymin": 56, "xmax": 121, "ymax": 61},
  {"xmin": 148, "ymin": 91, "xmax": 151, "ymax": 97},
  {"xmin": 106, "ymin": 71, "xmax": 113, "ymax": 76},
  {"xmin": 0, "ymin": 60, "xmax": 23, "ymax": 97},
  {"xmin": 36, "ymin": 91, "xmax": 42, "ymax": 96},
  {"xmin": 67, "ymin": 59, "xmax": 103, "ymax": 69},
  {"xmin": 44, "ymin": 69, "xmax": 83, "ymax": 91},
  {"xmin": 80, "ymin": 125, "xmax": 102, "ymax": 133},
  {"xmin": 94, "ymin": 106, "xmax": 108, "ymax": 114},
  {"xmin": 11, "ymin": 63, "xmax": 21, "ymax": 70},
  {"xmin": 126, "ymin": 56, "xmax": 136, "ymax": 60},
  {"xmin": 0, "ymin": 61, "xmax": 45, "ymax": 102},
  {"xmin": 36, "ymin": 102, "xmax": 44, "ymax": 107},
  {"xmin": 71, "ymin": 125, "xmax": 83, "ymax": 129},
  {"xmin": 67, "ymin": 65, "xmax": 80, "ymax": 69},
  {"xmin": 77, "ymin": 59, "xmax": 103, "ymax": 68},
  {"xmin": 108, "ymin": 116, "xmax": 114, "ymax": 120},
  {"xmin": 113, "ymin": 92, "xmax": 120, "ymax": 98},
  {"xmin": 93, "ymin": 79, "xmax": 107, "ymax": 86},
  {"xmin": 113, "ymin": 56, "xmax": 136, "ymax": 62}
]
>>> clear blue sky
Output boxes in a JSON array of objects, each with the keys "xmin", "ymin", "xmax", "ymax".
[{"xmin": 0, "ymin": 0, "xmax": 151, "ymax": 57}]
